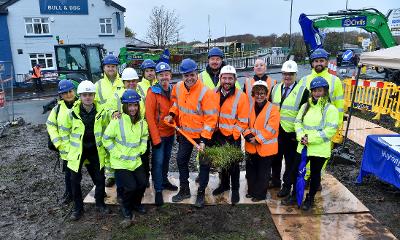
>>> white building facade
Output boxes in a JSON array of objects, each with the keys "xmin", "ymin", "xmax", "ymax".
[{"xmin": 0, "ymin": 0, "xmax": 125, "ymax": 75}]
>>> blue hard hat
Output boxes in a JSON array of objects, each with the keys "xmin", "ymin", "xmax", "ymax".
[
  {"xmin": 310, "ymin": 48, "xmax": 329, "ymax": 60},
  {"xmin": 155, "ymin": 62, "xmax": 171, "ymax": 73},
  {"xmin": 208, "ymin": 47, "xmax": 224, "ymax": 58},
  {"xmin": 179, "ymin": 58, "xmax": 197, "ymax": 74},
  {"xmin": 58, "ymin": 79, "xmax": 75, "ymax": 94},
  {"xmin": 140, "ymin": 59, "xmax": 156, "ymax": 70},
  {"xmin": 310, "ymin": 77, "xmax": 329, "ymax": 90},
  {"xmin": 121, "ymin": 89, "xmax": 141, "ymax": 104},
  {"xmin": 103, "ymin": 54, "xmax": 119, "ymax": 65}
]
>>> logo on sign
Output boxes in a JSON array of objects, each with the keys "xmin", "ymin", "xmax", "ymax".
[
  {"xmin": 342, "ymin": 17, "xmax": 367, "ymax": 27},
  {"xmin": 342, "ymin": 50, "xmax": 354, "ymax": 61}
]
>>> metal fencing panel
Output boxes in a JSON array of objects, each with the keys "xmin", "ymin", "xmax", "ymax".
[{"xmin": 0, "ymin": 61, "xmax": 15, "ymax": 129}]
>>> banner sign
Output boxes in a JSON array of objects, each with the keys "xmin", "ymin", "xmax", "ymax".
[
  {"xmin": 389, "ymin": 8, "xmax": 400, "ymax": 36},
  {"xmin": 39, "ymin": 0, "xmax": 88, "ymax": 15}
]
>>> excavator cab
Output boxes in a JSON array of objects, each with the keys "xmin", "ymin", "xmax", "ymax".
[{"xmin": 54, "ymin": 44, "xmax": 105, "ymax": 83}]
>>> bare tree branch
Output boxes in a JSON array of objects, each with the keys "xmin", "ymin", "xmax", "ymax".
[{"xmin": 146, "ymin": 6, "xmax": 183, "ymax": 48}]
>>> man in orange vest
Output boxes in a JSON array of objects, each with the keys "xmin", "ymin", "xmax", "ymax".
[
  {"xmin": 165, "ymin": 58, "xmax": 218, "ymax": 208},
  {"xmin": 243, "ymin": 58, "xmax": 277, "ymax": 108},
  {"xmin": 211, "ymin": 65, "xmax": 249, "ymax": 205},
  {"xmin": 32, "ymin": 64, "xmax": 44, "ymax": 92}
]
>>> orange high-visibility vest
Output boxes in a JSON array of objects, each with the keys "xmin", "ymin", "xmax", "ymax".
[
  {"xmin": 243, "ymin": 101, "xmax": 280, "ymax": 157},
  {"xmin": 216, "ymin": 88, "xmax": 249, "ymax": 140},
  {"xmin": 169, "ymin": 79, "xmax": 218, "ymax": 140},
  {"xmin": 244, "ymin": 76, "xmax": 276, "ymax": 109},
  {"xmin": 32, "ymin": 66, "xmax": 41, "ymax": 79}
]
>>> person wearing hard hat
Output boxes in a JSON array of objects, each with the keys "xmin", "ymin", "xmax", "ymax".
[
  {"xmin": 243, "ymin": 58, "xmax": 277, "ymax": 111},
  {"xmin": 95, "ymin": 54, "xmax": 124, "ymax": 110},
  {"xmin": 210, "ymin": 65, "xmax": 249, "ymax": 205},
  {"xmin": 137, "ymin": 59, "xmax": 158, "ymax": 186},
  {"xmin": 32, "ymin": 63, "xmax": 44, "ymax": 93},
  {"xmin": 270, "ymin": 60, "xmax": 309, "ymax": 198},
  {"xmin": 243, "ymin": 80, "xmax": 280, "ymax": 202},
  {"xmin": 145, "ymin": 62, "xmax": 178, "ymax": 206},
  {"xmin": 284, "ymin": 77, "xmax": 339, "ymax": 210},
  {"xmin": 300, "ymin": 48, "xmax": 344, "ymax": 189},
  {"xmin": 103, "ymin": 89, "xmax": 149, "ymax": 221},
  {"xmin": 164, "ymin": 58, "xmax": 218, "ymax": 207},
  {"xmin": 60, "ymin": 80, "xmax": 111, "ymax": 221},
  {"xmin": 46, "ymin": 79, "xmax": 79, "ymax": 205},
  {"xmin": 94, "ymin": 54, "xmax": 124, "ymax": 188},
  {"xmin": 199, "ymin": 47, "xmax": 225, "ymax": 89}
]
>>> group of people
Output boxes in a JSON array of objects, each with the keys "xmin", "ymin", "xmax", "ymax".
[{"xmin": 46, "ymin": 46, "xmax": 343, "ymax": 222}]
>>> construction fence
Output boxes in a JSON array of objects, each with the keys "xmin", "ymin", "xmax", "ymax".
[
  {"xmin": 343, "ymin": 77, "xmax": 400, "ymax": 127},
  {"xmin": 0, "ymin": 61, "xmax": 15, "ymax": 135}
]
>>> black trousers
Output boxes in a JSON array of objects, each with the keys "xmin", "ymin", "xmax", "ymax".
[
  {"xmin": 62, "ymin": 160, "xmax": 72, "ymax": 197},
  {"xmin": 271, "ymin": 127, "xmax": 298, "ymax": 188},
  {"xmin": 33, "ymin": 77, "xmax": 43, "ymax": 92},
  {"xmin": 70, "ymin": 149, "xmax": 105, "ymax": 211},
  {"xmin": 141, "ymin": 140, "xmax": 151, "ymax": 182},
  {"xmin": 288, "ymin": 153, "xmax": 326, "ymax": 197},
  {"xmin": 115, "ymin": 166, "xmax": 146, "ymax": 210},
  {"xmin": 246, "ymin": 153, "xmax": 273, "ymax": 199}
]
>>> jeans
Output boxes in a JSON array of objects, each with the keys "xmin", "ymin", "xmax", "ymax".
[{"xmin": 151, "ymin": 135, "xmax": 175, "ymax": 192}]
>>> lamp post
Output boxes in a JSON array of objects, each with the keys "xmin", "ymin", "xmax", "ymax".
[{"xmin": 284, "ymin": 0, "xmax": 294, "ymax": 50}]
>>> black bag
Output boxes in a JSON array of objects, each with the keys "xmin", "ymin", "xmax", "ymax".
[{"xmin": 48, "ymin": 104, "xmax": 61, "ymax": 151}]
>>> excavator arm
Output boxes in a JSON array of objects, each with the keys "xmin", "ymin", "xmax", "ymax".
[{"xmin": 299, "ymin": 8, "xmax": 397, "ymax": 54}]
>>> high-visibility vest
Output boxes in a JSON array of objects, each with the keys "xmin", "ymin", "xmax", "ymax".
[
  {"xmin": 46, "ymin": 100, "xmax": 72, "ymax": 160},
  {"xmin": 169, "ymin": 80, "xmax": 218, "ymax": 140},
  {"xmin": 243, "ymin": 101, "xmax": 280, "ymax": 157},
  {"xmin": 300, "ymin": 69, "xmax": 344, "ymax": 124},
  {"xmin": 95, "ymin": 74, "xmax": 124, "ymax": 110},
  {"xmin": 295, "ymin": 98, "xmax": 339, "ymax": 158},
  {"xmin": 32, "ymin": 66, "xmax": 41, "ymax": 78},
  {"xmin": 244, "ymin": 76, "xmax": 277, "ymax": 110},
  {"xmin": 137, "ymin": 77, "xmax": 158, "ymax": 101},
  {"xmin": 145, "ymin": 84, "xmax": 175, "ymax": 145},
  {"xmin": 59, "ymin": 100, "xmax": 110, "ymax": 173},
  {"xmin": 199, "ymin": 70, "xmax": 241, "ymax": 90},
  {"xmin": 271, "ymin": 81, "xmax": 307, "ymax": 133},
  {"xmin": 216, "ymin": 88, "xmax": 249, "ymax": 140},
  {"xmin": 103, "ymin": 114, "xmax": 148, "ymax": 171}
]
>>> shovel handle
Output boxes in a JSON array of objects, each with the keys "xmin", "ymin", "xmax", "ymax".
[{"xmin": 164, "ymin": 119, "xmax": 200, "ymax": 149}]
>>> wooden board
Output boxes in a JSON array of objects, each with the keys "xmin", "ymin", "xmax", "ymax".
[
  {"xmin": 266, "ymin": 174, "xmax": 369, "ymax": 215},
  {"xmin": 272, "ymin": 213, "xmax": 397, "ymax": 240}
]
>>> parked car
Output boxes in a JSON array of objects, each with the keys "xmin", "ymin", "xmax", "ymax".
[{"xmin": 336, "ymin": 48, "xmax": 362, "ymax": 66}]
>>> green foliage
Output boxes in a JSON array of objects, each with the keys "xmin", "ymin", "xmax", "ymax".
[{"xmin": 201, "ymin": 144, "xmax": 244, "ymax": 170}]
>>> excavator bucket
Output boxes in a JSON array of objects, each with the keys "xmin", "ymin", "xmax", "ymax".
[{"xmin": 299, "ymin": 13, "xmax": 324, "ymax": 55}]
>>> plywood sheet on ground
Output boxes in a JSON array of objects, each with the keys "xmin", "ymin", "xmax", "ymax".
[
  {"xmin": 272, "ymin": 213, "xmax": 397, "ymax": 240},
  {"xmin": 84, "ymin": 171, "xmax": 266, "ymax": 205},
  {"xmin": 266, "ymin": 174, "xmax": 369, "ymax": 215},
  {"xmin": 343, "ymin": 116, "xmax": 396, "ymax": 147}
]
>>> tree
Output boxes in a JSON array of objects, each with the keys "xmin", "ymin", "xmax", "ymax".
[
  {"xmin": 146, "ymin": 6, "xmax": 183, "ymax": 48},
  {"xmin": 125, "ymin": 27, "xmax": 135, "ymax": 38}
]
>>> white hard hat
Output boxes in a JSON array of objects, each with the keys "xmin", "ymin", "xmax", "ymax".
[
  {"xmin": 252, "ymin": 80, "xmax": 268, "ymax": 89},
  {"xmin": 281, "ymin": 60, "xmax": 298, "ymax": 73},
  {"xmin": 121, "ymin": 67, "xmax": 139, "ymax": 80},
  {"xmin": 219, "ymin": 65, "xmax": 237, "ymax": 78},
  {"xmin": 77, "ymin": 80, "xmax": 96, "ymax": 94}
]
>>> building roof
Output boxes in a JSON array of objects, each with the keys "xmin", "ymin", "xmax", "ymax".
[
  {"xmin": 192, "ymin": 41, "xmax": 237, "ymax": 48},
  {"xmin": 0, "ymin": 0, "xmax": 125, "ymax": 13}
]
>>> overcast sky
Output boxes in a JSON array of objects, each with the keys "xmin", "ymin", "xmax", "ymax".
[{"xmin": 113, "ymin": 0, "xmax": 398, "ymax": 42}]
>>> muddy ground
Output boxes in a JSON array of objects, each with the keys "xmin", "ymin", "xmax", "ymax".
[{"xmin": 0, "ymin": 122, "xmax": 399, "ymax": 239}]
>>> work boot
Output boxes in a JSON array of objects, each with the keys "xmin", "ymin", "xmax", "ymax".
[
  {"xmin": 96, "ymin": 204, "xmax": 111, "ymax": 215},
  {"xmin": 132, "ymin": 204, "xmax": 146, "ymax": 214},
  {"xmin": 172, "ymin": 186, "xmax": 191, "ymax": 202},
  {"xmin": 105, "ymin": 178, "xmax": 115, "ymax": 188},
  {"xmin": 212, "ymin": 185, "xmax": 230, "ymax": 196},
  {"xmin": 231, "ymin": 190, "xmax": 240, "ymax": 205},
  {"xmin": 301, "ymin": 194, "xmax": 314, "ymax": 211},
  {"xmin": 277, "ymin": 186, "xmax": 291, "ymax": 198},
  {"xmin": 121, "ymin": 207, "xmax": 132, "ymax": 220},
  {"xmin": 281, "ymin": 193, "xmax": 296, "ymax": 206},
  {"xmin": 155, "ymin": 192, "xmax": 164, "ymax": 206},
  {"xmin": 70, "ymin": 208, "xmax": 84, "ymax": 221},
  {"xmin": 163, "ymin": 180, "xmax": 178, "ymax": 191},
  {"xmin": 194, "ymin": 190, "xmax": 205, "ymax": 208}
]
